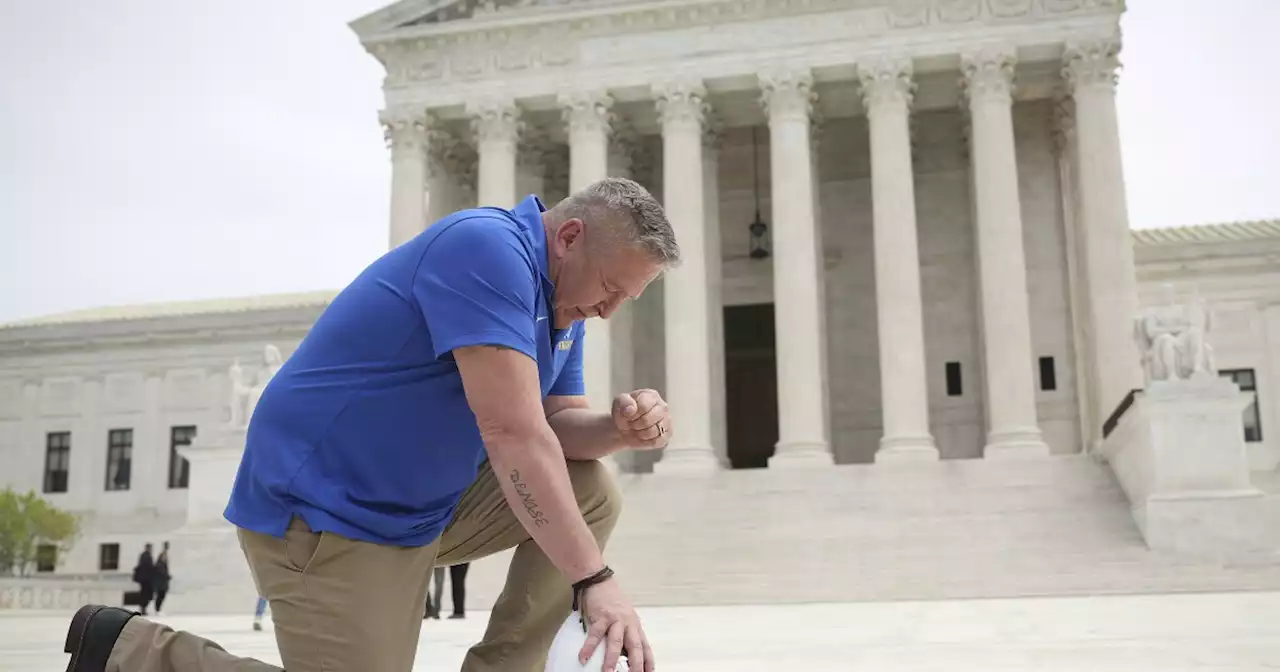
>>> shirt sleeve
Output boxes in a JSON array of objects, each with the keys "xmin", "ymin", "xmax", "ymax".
[
  {"xmin": 413, "ymin": 217, "xmax": 539, "ymax": 361},
  {"xmin": 548, "ymin": 322, "xmax": 586, "ymax": 396}
]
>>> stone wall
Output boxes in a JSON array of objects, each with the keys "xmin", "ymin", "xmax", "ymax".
[
  {"xmin": 0, "ymin": 322, "xmax": 313, "ymax": 575},
  {"xmin": 0, "ymin": 575, "xmax": 132, "ymax": 611}
]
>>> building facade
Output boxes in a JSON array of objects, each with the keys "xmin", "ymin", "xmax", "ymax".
[
  {"xmin": 354, "ymin": 0, "xmax": 1143, "ymax": 469},
  {"xmin": 1, "ymin": 0, "xmax": 1277, "ymax": 586}
]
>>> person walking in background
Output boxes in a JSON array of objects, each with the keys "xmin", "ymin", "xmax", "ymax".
[
  {"xmin": 424, "ymin": 566, "xmax": 444, "ymax": 620},
  {"xmin": 448, "ymin": 562, "xmax": 470, "ymax": 619},
  {"xmin": 152, "ymin": 542, "xmax": 171, "ymax": 614},
  {"xmin": 424, "ymin": 563, "xmax": 471, "ymax": 620},
  {"xmin": 252, "ymin": 597, "xmax": 269, "ymax": 632},
  {"xmin": 130, "ymin": 543, "xmax": 156, "ymax": 616}
]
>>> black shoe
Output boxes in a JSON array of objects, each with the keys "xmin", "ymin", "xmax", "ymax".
[
  {"xmin": 65, "ymin": 605, "xmax": 137, "ymax": 672},
  {"xmin": 448, "ymin": 613, "xmax": 464, "ymax": 619}
]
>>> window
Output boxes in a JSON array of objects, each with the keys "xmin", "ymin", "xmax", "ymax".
[
  {"xmin": 105, "ymin": 429, "xmax": 133, "ymax": 491},
  {"xmin": 43, "ymin": 432, "xmax": 71, "ymax": 494},
  {"xmin": 1221, "ymin": 369, "xmax": 1263, "ymax": 442},
  {"xmin": 169, "ymin": 426, "xmax": 195, "ymax": 489},
  {"xmin": 36, "ymin": 544, "xmax": 57, "ymax": 573},
  {"xmin": 99, "ymin": 543, "xmax": 120, "ymax": 571},
  {"xmin": 1039, "ymin": 356, "xmax": 1057, "ymax": 391},
  {"xmin": 945, "ymin": 362, "xmax": 963, "ymax": 397}
]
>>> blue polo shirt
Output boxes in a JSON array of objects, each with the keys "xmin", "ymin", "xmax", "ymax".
[{"xmin": 223, "ymin": 195, "xmax": 586, "ymax": 547}]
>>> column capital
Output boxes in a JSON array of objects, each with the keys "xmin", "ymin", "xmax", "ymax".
[
  {"xmin": 467, "ymin": 97, "xmax": 523, "ymax": 144},
  {"xmin": 857, "ymin": 56, "xmax": 916, "ymax": 113},
  {"xmin": 545, "ymin": 144, "xmax": 571, "ymax": 198},
  {"xmin": 610, "ymin": 118, "xmax": 639, "ymax": 170},
  {"xmin": 653, "ymin": 78, "xmax": 707, "ymax": 127},
  {"xmin": 759, "ymin": 67, "xmax": 815, "ymax": 122},
  {"xmin": 1050, "ymin": 91, "xmax": 1076, "ymax": 157},
  {"xmin": 379, "ymin": 109, "xmax": 430, "ymax": 155},
  {"xmin": 810, "ymin": 106, "xmax": 827, "ymax": 156},
  {"xmin": 425, "ymin": 126, "xmax": 458, "ymax": 178},
  {"xmin": 702, "ymin": 108, "xmax": 725, "ymax": 150},
  {"xmin": 960, "ymin": 46, "xmax": 1018, "ymax": 104},
  {"xmin": 431, "ymin": 131, "xmax": 477, "ymax": 198},
  {"xmin": 558, "ymin": 90, "xmax": 615, "ymax": 137},
  {"xmin": 1063, "ymin": 38, "xmax": 1122, "ymax": 93},
  {"xmin": 517, "ymin": 124, "xmax": 553, "ymax": 169}
]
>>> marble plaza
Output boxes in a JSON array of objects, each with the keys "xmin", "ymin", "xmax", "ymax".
[{"xmin": 6, "ymin": 592, "xmax": 1280, "ymax": 670}]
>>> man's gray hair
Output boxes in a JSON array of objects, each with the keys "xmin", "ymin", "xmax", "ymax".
[{"xmin": 551, "ymin": 177, "xmax": 681, "ymax": 267}]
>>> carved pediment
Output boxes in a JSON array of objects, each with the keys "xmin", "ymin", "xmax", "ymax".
[
  {"xmin": 352, "ymin": 0, "xmax": 647, "ymax": 35},
  {"xmin": 363, "ymin": 0, "xmax": 830, "ymax": 34}
]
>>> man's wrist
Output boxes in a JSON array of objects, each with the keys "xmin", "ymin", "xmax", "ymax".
[
  {"xmin": 571, "ymin": 565, "xmax": 615, "ymax": 612},
  {"xmin": 603, "ymin": 412, "xmax": 631, "ymax": 451},
  {"xmin": 570, "ymin": 561, "xmax": 610, "ymax": 585}
]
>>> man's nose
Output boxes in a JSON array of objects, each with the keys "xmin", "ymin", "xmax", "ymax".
[{"xmin": 597, "ymin": 295, "xmax": 625, "ymax": 319}]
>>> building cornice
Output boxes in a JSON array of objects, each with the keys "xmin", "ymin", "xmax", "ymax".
[
  {"xmin": 0, "ymin": 306, "xmax": 324, "ymax": 357},
  {"xmin": 1131, "ymin": 219, "xmax": 1280, "ymax": 248},
  {"xmin": 362, "ymin": 0, "xmax": 1124, "ymax": 112}
]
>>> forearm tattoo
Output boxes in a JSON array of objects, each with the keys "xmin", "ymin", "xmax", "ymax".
[{"xmin": 509, "ymin": 469, "xmax": 550, "ymax": 527}]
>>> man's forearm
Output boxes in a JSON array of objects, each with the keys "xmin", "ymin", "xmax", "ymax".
[
  {"xmin": 547, "ymin": 408, "xmax": 628, "ymax": 461},
  {"xmin": 484, "ymin": 424, "xmax": 606, "ymax": 583}
]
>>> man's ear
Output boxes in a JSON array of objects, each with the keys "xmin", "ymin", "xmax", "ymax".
[{"xmin": 553, "ymin": 218, "xmax": 586, "ymax": 254}]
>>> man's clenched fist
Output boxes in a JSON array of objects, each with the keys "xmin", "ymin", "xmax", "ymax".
[{"xmin": 611, "ymin": 389, "xmax": 671, "ymax": 450}]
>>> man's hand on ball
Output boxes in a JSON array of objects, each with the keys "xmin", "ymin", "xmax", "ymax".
[{"xmin": 612, "ymin": 389, "xmax": 671, "ymax": 450}]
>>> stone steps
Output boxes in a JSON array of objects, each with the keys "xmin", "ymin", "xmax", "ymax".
[{"xmin": 461, "ymin": 455, "xmax": 1280, "ymax": 610}]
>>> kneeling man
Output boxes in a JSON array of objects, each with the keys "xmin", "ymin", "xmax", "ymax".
[{"xmin": 64, "ymin": 177, "xmax": 678, "ymax": 672}]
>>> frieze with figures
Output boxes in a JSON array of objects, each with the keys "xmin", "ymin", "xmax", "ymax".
[{"xmin": 369, "ymin": 0, "xmax": 1123, "ymax": 86}]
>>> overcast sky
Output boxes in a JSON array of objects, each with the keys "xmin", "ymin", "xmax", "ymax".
[{"xmin": 1, "ymin": 0, "xmax": 1277, "ymax": 324}]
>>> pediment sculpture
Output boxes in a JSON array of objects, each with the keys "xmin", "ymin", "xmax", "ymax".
[
  {"xmin": 228, "ymin": 344, "xmax": 285, "ymax": 428},
  {"xmin": 1133, "ymin": 284, "xmax": 1216, "ymax": 385}
]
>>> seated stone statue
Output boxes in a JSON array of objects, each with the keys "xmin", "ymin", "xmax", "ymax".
[
  {"xmin": 228, "ymin": 344, "xmax": 285, "ymax": 428},
  {"xmin": 1134, "ymin": 283, "xmax": 1216, "ymax": 384}
]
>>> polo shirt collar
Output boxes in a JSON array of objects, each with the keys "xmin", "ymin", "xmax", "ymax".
[{"xmin": 513, "ymin": 194, "xmax": 554, "ymax": 290}]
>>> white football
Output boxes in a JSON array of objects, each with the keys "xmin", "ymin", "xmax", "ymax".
[{"xmin": 544, "ymin": 611, "xmax": 629, "ymax": 672}]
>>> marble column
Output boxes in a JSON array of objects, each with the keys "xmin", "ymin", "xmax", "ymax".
[
  {"xmin": 961, "ymin": 48, "xmax": 1050, "ymax": 459},
  {"xmin": 1051, "ymin": 95, "xmax": 1102, "ymax": 455},
  {"xmin": 426, "ymin": 127, "xmax": 464, "ymax": 225},
  {"xmin": 759, "ymin": 68, "xmax": 831, "ymax": 466},
  {"xmin": 381, "ymin": 110, "xmax": 429, "ymax": 249},
  {"xmin": 1063, "ymin": 38, "xmax": 1145, "ymax": 431},
  {"xmin": 517, "ymin": 128, "xmax": 549, "ymax": 203},
  {"xmin": 561, "ymin": 91, "xmax": 616, "ymax": 412},
  {"xmin": 1264, "ymin": 305, "xmax": 1280, "ymax": 470},
  {"xmin": 858, "ymin": 57, "xmax": 940, "ymax": 462},
  {"xmin": 653, "ymin": 79, "xmax": 718, "ymax": 472},
  {"xmin": 703, "ymin": 116, "xmax": 728, "ymax": 464},
  {"xmin": 605, "ymin": 124, "xmax": 642, "ymax": 474},
  {"xmin": 469, "ymin": 98, "xmax": 521, "ymax": 209},
  {"xmin": 560, "ymin": 91, "xmax": 619, "ymax": 412}
]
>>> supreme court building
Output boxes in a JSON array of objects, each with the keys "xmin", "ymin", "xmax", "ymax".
[{"xmin": 355, "ymin": 0, "xmax": 1144, "ymax": 470}]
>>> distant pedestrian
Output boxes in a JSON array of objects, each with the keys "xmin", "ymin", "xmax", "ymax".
[
  {"xmin": 130, "ymin": 543, "xmax": 155, "ymax": 615},
  {"xmin": 448, "ymin": 563, "xmax": 470, "ymax": 619},
  {"xmin": 252, "ymin": 597, "xmax": 268, "ymax": 632},
  {"xmin": 153, "ymin": 542, "xmax": 171, "ymax": 613},
  {"xmin": 424, "ymin": 566, "xmax": 444, "ymax": 619},
  {"xmin": 423, "ymin": 562, "xmax": 470, "ymax": 620}
]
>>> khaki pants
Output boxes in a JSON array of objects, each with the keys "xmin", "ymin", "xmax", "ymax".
[{"xmin": 106, "ymin": 459, "xmax": 621, "ymax": 672}]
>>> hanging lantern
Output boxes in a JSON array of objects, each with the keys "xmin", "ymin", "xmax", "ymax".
[
  {"xmin": 748, "ymin": 213, "xmax": 770, "ymax": 259},
  {"xmin": 746, "ymin": 126, "xmax": 770, "ymax": 260}
]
